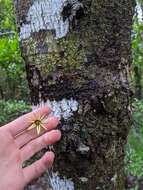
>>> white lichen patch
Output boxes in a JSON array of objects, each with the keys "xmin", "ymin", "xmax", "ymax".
[
  {"xmin": 111, "ymin": 173, "xmax": 117, "ymax": 186},
  {"xmin": 77, "ymin": 142, "xmax": 90, "ymax": 154},
  {"xmin": 79, "ymin": 177, "xmax": 88, "ymax": 183},
  {"xmin": 49, "ymin": 172, "xmax": 74, "ymax": 190},
  {"xmin": 20, "ymin": 0, "xmax": 69, "ymax": 40},
  {"xmin": 32, "ymin": 98, "xmax": 79, "ymax": 119},
  {"xmin": 137, "ymin": 3, "xmax": 143, "ymax": 21}
]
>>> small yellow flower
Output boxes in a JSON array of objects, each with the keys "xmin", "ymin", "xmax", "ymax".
[{"xmin": 27, "ymin": 114, "xmax": 49, "ymax": 135}]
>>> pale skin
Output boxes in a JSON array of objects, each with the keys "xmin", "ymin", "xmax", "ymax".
[{"xmin": 0, "ymin": 107, "xmax": 61, "ymax": 190}]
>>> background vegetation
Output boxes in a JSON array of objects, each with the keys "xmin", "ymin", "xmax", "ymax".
[
  {"xmin": 0, "ymin": 0, "xmax": 29, "ymax": 102},
  {"xmin": 0, "ymin": 0, "xmax": 143, "ymax": 189}
]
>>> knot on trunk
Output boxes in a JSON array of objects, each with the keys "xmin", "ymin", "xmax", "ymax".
[{"xmin": 62, "ymin": 0, "xmax": 84, "ymax": 22}]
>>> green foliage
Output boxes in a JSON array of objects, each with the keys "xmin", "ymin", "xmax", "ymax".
[
  {"xmin": 137, "ymin": 0, "xmax": 143, "ymax": 5},
  {"xmin": 0, "ymin": 100, "xmax": 31, "ymax": 125},
  {"xmin": 0, "ymin": 0, "xmax": 16, "ymax": 31},
  {"xmin": 132, "ymin": 20, "xmax": 143, "ymax": 68},
  {"xmin": 131, "ymin": 18, "xmax": 143, "ymax": 92},
  {"xmin": 0, "ymin": 35, "xmax": 22, "ymax": 65},
  {"xmin": 126, "ymin": 99, "xmax": 143, "ymax": 176},
  {"xmin": 0, "ymin": 0, "xmax": 30, "ymax": 100},
  {"xmin": 0, "ymin": 34, "xmax": 30, "ymax": 100}
]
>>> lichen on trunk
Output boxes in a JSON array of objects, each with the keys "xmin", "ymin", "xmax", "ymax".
[{"xmin": 14, "ymin": 0, "xmax": 135, "ymax": 189}]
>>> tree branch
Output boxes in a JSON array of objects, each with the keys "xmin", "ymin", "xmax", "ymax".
[{"xmin": 0, "ymin": 31, "xmax": 16, "ymax": 37}]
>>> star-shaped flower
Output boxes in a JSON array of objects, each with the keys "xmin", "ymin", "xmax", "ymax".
[{"xmin": 27, "ymin": 114, "xmax": 49, "ymax": 135}]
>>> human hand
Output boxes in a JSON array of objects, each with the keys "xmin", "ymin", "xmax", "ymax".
[{"xmin": 0, "ymin": 107, "xmax": 61, "ymax": 190}]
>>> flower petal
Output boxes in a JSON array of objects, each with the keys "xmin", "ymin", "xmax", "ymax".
[
  {"xmin": 27, "ymin": 124, "xmax": 36, "ymax": 130},
  {"xmin": 41, "ymin": 124, "xmax": 47, "ymax": 130},
  {"xmin": 37, "ymin": 125, "xmax": 41, "ymax": 135}
]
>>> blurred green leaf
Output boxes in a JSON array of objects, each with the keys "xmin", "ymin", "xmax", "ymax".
[{"xmin": 0, "ymin": 100, "xmax": 31, "ymax": 126}]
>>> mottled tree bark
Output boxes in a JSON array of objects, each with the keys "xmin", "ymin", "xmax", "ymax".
[{"xmin": 14, "ymin": 0, "xmax": 135, "ymax": 189}]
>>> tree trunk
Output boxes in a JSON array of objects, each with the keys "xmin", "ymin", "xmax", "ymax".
[{"xmin": 14, "ymin": 0, "xmax": 135, "ymax": 189}]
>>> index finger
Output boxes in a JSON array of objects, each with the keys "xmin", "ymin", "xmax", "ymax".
[{"xmin": 5, "ymin": 107, "xmax": 52, "ymax": 136}]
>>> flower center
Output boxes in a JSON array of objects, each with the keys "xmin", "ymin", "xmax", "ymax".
[{"xmin": 34, "ymin": 120, "xmax": 41, "ymax": 126}]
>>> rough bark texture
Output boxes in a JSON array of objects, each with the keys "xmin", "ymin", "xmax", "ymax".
[{"xmin": 14, "ymin": 0, "xmax": 135, "ymax": 189}]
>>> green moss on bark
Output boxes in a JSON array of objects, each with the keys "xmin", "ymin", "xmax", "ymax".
[{"xmin": 22, "ymin": 34, "xmax": 85, "ymax": 75}]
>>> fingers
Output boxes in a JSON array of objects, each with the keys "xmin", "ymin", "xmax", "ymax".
[
  {"xmin": 21, "ymin": 130, "xmax": 61, "ymax": 162},
  {"xmin": 15, "ymin": 117, "xmax": 59, "ymax": 148},
  {"xmin": 23, "ymin": 151, "xmax": 54, "ymax": 185},
  {"xmin": 5, "ymin": 107, "xmax": 51, "ymax": 136}
]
